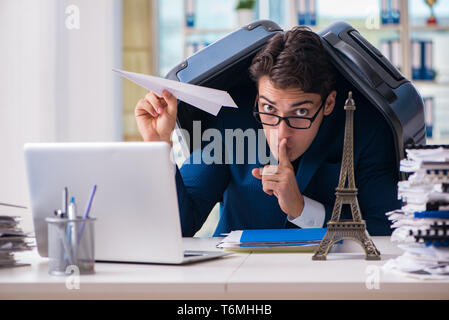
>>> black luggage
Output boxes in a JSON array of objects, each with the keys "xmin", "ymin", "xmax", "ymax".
[{"xmin": 166, "ymin": 20, "xmax": 425, "ymax": 173}]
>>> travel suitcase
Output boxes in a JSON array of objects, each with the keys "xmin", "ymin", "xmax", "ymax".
[
  {"xmin": 166, "ymin": 20, "xmax": 283, "ymax": 156},
  {"xmin": 319, "ymin": 22, "xmax": 426, "ymax": 162},
  {"xmin": 166, "ymin": 20, "xmax": 425, "ymax": 174}
]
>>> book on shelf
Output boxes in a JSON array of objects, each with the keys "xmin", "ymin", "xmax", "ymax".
[
  {"xmin": 412, "ymin": 39, "xmax": 435, "ymax": 81},
  {"xmin": 380, "ymin": 39, "xmax": 402, "ymax": 72},
  {"xmin": 185, "ymin": 0, "xmax": 195, "ymax": 27},
  {"xmin": 381, "ymin": 0, "xmax": 401, "ymax": 25},
  {"xmin": 295, "ymin": 0, "xmax": 316, "ymax": 26}
]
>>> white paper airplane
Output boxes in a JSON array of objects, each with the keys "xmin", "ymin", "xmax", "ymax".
[{"xmin": 113, "ymin": 69, "xmax": 238, "ymax": 116}]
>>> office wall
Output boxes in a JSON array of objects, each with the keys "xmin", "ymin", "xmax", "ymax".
[
  {"xmin": 122, "ymin": 0, "xmax": 157, "ymax": 141},
  {"xmin": 0, "ymin": 0, "xmax": 122, "ymax": 232}
]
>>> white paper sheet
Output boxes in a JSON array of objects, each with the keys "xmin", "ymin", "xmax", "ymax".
[{"xmin": 113, "ymin": 69, "xmax": 238, "ymax": 116}]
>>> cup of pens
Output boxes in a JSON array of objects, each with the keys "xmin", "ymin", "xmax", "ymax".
[
  {"xmin": 46, "ymin": 185, "xmax": 97, "ymax": 276},
  {"xmin": 46, "ymin": 216, "xmax": 96, "ymax": 275}
]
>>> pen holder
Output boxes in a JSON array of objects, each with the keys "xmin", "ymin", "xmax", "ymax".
[{"xmin": 46, "ymin": 217, "xmax": 96, "ymax": 276}]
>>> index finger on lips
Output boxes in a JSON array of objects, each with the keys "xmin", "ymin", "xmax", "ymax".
[{"xmin": 278, "ymin": 138, "xmax": 293, "ymax": 169}]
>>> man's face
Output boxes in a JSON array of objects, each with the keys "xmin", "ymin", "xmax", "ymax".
[{"xmin": 257, "ymin": 76, "xmax": 336, "ymax": 162}]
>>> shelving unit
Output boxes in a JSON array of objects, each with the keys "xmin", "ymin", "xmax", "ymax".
[
  {"xmin": 180, "ymin": 1, "xmax": 447, "ymax": 80},
  {"xmin": 179, "ymin": 0, "xmax": 448, "ymax": 144}
]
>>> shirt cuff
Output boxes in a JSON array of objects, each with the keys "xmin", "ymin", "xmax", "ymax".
[{"xmin": 287, "ymin": 196, "xmax": 325, "ymax": 228}]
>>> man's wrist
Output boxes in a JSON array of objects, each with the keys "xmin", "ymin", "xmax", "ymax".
[{"xmin": 288, "ymin": 195, "xmax": 305, "ymax": 219}]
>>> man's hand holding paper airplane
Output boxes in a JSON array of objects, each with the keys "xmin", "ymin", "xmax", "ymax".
[
  {"xmin": 135, "ymin": 90, "xmax": 178, "ymax": 145},
  {"xmin": 113, "ymin": 69, "xmax": 238, "ymax": 116},
  {"xmin": 114, "ymin": 69, "xmax": 238, "ymax": 146}
]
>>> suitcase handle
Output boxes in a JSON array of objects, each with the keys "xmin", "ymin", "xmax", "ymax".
[{"xmin": 323, "ymin": 32, "xmax": 397, "ymax": 103}]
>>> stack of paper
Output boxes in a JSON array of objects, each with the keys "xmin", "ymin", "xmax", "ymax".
[
  {"xmin": 217, "ymin": 228, "xmax": 327, "ymax": 252},
  {"xmin": 0, "ymin": 216, "xmax": 34, "ymax": 268},
  {"xmin": 382, "ymin": 146, "xmax": 449, "ymax": 279}
]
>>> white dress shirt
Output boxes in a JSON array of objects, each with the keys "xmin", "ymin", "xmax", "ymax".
[{"xmin": 287, "ymin": 196, "xmax": 325, "ymax": 228}]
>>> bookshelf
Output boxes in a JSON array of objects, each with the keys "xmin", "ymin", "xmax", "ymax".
[
  {"xmin": 179, "ymin": 0, "xmax": 449, "ymax": 144},
  {"xmin": 180, "ymin": 0, "xmax": 448, "ymax": 80}
]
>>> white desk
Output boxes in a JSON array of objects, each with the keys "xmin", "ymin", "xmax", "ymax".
[{"xmin": 1, "ymin": 237, "xmax": 448, "ymax": 299}]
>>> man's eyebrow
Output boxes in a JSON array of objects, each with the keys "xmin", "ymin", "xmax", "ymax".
[
  {"xmin": 259, "ymin": 95, "xmax": 314, "ymax": 107},
  {"xmin": 259, "ymin": 95, "xmax": 276, "ymax": 105},
  {"xmin": 290, "ymin": 100, "xmax": 314, "ymax": 107}
]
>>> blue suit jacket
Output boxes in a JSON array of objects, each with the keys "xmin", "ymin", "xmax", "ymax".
[{"xmin": 175, "ymin": 91, "xmax": 401, "ymax": 237}]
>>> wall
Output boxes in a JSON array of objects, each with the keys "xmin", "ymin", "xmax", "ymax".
[
  {"xmin": 122, "ymin": 0, "xmax": 157, "ymax": 141},
  {"xmin": 0, "ymin": 0, "xmax": 122, "ymax": 232}
]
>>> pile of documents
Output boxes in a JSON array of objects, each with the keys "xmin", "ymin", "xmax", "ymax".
[
  {"xmin": 382, "ymin": 146, "xmax": 449, "ymax": 279},
  {"xmin": 217, "ymin": 228, "xmax": 326, "ymax": 252},
  {"xmin": 0, "ymin": 216, "xmax": 34, "ymax": 268}
]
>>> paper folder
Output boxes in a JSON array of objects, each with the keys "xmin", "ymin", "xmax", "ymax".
[{"xmin": 217, "ymin": 228, "xmax": 327, "ymax": 252}]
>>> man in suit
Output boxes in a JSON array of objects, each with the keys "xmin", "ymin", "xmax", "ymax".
[{"xmin": 134, "ymin": 26, "xmax": 401, "ymax": 237}]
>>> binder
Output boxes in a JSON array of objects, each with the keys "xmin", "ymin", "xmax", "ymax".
[
  {"xmin": 185, "ymin": 0, "xmax": 195, "ymax": 27},
  {"xmin": 296, "ymin": 0, "xmax": 306, "ymax": 25},
  {"xmin": 380, "ymin": 40, "xmax": 390, "ymax": 60},
  {"xmin": 381, "ymin": 39, "xmax": 402, "ymax": 72},
  {"xmin": 411, "ymin": 39, "xmax": 435, "ymax": 81},
  {"xmin": 240, "ymin": 228, "xmax": 326, "ymax": 243},
  {"xmin": 391, "ymin": 0, "xmax": 401, "ymax": 24},
  {"xmin": 423, "ymin": 40, "xmax": 435, "ymax": 80},
  {"xmin": 217, "ymin": 228, "xmax": 328, "ymax": 252},
  {"xmin": 423, "ymin": 97, "xmax": 434, "ymax": 138},
  {"xmin": 391, "ymin": 39, "xmax": 401, "ymax": 71},
  {"xmin": 412, "ymin": 40, "xmax": 422, "ymax": 80},
  {"xmin": 296, "ymin": 0, "xmax": 316, "ymax": 26},
  {"xmin": 381, "ymin": 0, "xmax": 389, "ymax": 25},
  {"xmin": 381, "ymin": 0, "xmax": 401, "ymax": 25},
  {"xmin": 308, "ymin": 0, "xmax": 316, "ymax": 26}
]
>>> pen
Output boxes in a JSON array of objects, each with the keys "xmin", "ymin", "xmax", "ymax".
[
  {"xmin": 77, "ymin": 185, "xmax": 97, "ymax": 246},
  {"xmin": 68, "ymin": 197, "xmax": 78, "ymax": 264},
  {"xmin": 56, "ymin": 225, "xmax": 74, "ymax": 266},
  {"xmin": 68, "ymin": 197, "xmax": 77, "ymax": 220},
  {"xmin": 62, "ymin": 187, "xmax": 68, "ymax": 216},
  {"xmin": 82, "ymin": 185, "xmax": 97, "ymax": 220}
]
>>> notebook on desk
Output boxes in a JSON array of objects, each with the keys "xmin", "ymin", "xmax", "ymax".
[{"xmin": 217, "ymin": 228, "xmax": 328, "ymax": 252}]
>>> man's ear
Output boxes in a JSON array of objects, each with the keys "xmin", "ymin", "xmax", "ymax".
[{"xmin": 323, "ymin": 90, "xmax": 337, "ymax": 116}]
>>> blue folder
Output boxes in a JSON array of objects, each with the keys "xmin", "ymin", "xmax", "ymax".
[
  {"xmin": 240, "ymin": 228, "xmax": 327, "ymax": 244},
  {"xmin": 414, "ymin": 211, "xmax": 449, "ymax": 219}
]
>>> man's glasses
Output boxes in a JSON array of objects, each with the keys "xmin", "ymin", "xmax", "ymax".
[{"xmin": 253, "ymin": 94, "xmax": 325, "ymax": 129}]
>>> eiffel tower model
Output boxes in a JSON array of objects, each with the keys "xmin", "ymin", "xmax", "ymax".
[{"xmin": 312, "ymin": 91, "xmax": 381, "ymax": 261}]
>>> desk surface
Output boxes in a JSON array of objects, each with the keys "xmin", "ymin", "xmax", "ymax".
[{"xmin": 1, "ymin": 237, "xmax": 448, "ymax": 299}]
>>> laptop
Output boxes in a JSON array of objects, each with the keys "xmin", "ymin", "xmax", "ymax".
[{"xmin": 24, "ymin": 142, "xmax": 230, "ymax": 264}]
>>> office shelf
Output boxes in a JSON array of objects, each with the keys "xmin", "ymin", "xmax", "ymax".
[
  {"xmin": 178, "ymin": 0, "xmax": 448, "ymax": 144},
  {"xmin": 184, "ymin": 27, "xmax": 236, "ymax": 35},
  {"xmin": 410, "ymin": 25, "xmax": 449, "ymax": 31},
  {"xmin": 413, "ymin": 80, "xmax": 449, "ymax": 87}
]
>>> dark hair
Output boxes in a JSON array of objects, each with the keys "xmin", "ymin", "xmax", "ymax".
[{"xmin": 249, "ymin": 26, "xmax": 337, "ymax": 99}]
